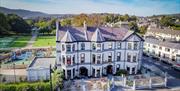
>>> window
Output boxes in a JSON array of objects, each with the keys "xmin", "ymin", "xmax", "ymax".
[
  {"xmin": 108, "ymin": 52, "xmax": 112, "ymax": 62},
  {"xmin": 116, "ymin": 65, "xmax": 120, "ymax": 71},
  {"xmin": 117, "ymin": 52, "xmax": 121, "ymax": 61},
  {"xmin": 117, "ymin": 42, "xmax": 121, "ymax": 49},
  {"xmin": 108, "ymin": 43, "xmax": 112, "ymax": 49},
  {"xmin": 97, "ymin": 54, "xmax": 101, "ymax": 64},
  {"xmin": 62, "ymin": 44, "xmax": 65, "ymax": 51},
  {"xmin": 62, "ymin": 55, "xmax": 65, "ymax": 64},
  {"xmin": 81, "ymin": 43, "xmax": 85, "ymax": 50},
  {"xmin": 72, "ymin": 44, "xmax": 75, "ymax": 51},
  {"xmin": 73, "ymin": 55, "xmax": 75, "ymax": 64},
  {"xmin": 67, "ymin": 56, "xmax": 71, "ymax": 65},
  {"xmin": 80, "ymin": 53, "xmax": 85, "ymax": 63},
  {"xmin": 92, "ymin": 43, "xmax": 96, "ymax": 50},
  {"xmin": 97, "ymin": 44, "xmax": 101, "ymax": 50},
  {"xmin": 165, "ymin": 48, "xmax": 170, "ymax": 52},
  {"xmin": 93, "ymin": 54, "xmax": 96, "ymax": 64},
  {"xmin": 159, "ymin": 47, "xmax": 162, "ymax": 50},
  {"xmin": 66, "ymin": 44, "xmax": 71, "ymax": 52},
  {"xmin": 134, "ymin": 42, "xmax": 138, "ymax": 50},
  {"xmin": 102, "ymin": 44, "xmax": 104, "ymax": 50},
  {"xmin": 127, "ymin": 54, "xmax": 131, "ymax": 62},
  {"xmin": 133, "ymin": 55, "xmax": 137, "ymax": 62},
  {"xmin": 153, "ymin": 45, "xmax": 156, "ymax": 48},
  {"xmin": 128, "ymin": 43, "xmax": 132, "ymax": 49}
]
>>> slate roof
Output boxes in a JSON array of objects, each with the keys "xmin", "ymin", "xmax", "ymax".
[
  {"xmin": 57, "ymin": 26, "xmax": 138, "ymax": 42},
  {"xmin": 145, "ymin": 37, "xmax": 180, "ymax": 50},
  {"xmin": 148, "ymin": 27, "xmax": 180, "ymax": 36},
  {"xmin": 91, "ymin": 28, "xmax": 105, "ymax": 41},
  {"xmin": 61, "ymin": 30, "xmax": 76, "ymax": 42},
  {"xmin": 27, "ymin": 57, "xmax": 56, "ymax": 70}
]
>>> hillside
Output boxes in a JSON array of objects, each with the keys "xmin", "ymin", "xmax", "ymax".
[{"xmin": 0, "ymin": 7, "xmax": 48, "ymax": 18}]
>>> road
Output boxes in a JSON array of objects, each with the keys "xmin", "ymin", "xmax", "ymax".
[
  {"xmin": 142, "ymin": 56, "xmax": 180, "ymax": 79},
  {"xmin": 142, "ymin": 56, "xmax": 180, "ymax": 89},
  {"xmin": 25, "ymin": 32, "xmax": 37, "ymax": 48}
]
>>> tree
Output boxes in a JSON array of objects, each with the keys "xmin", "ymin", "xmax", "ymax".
[
  {"xmin": 138, "ymin": 26, "xmax": 148, "ymax": 34},
  {"xmin": 7, "ymin": 14, "xmax": 31, "ymax": 33},
  {"xmin": 116, "ymin": 69, "xmax": 128, "ymax": 76},
  {"xmin": 52, "ymin": 69, "xmax": 64, "ymax": 90},
  {"xmin": 129, "ymin": 21, "xmax": 138, "ymax": 31},
  {"xmin": 25, "ymin": 19, "xmax": 34, "ymax": 27},
  {"xmin": 72, "ymin": 13, "xmax": 88, "ymax": 26},
  {"xmin": 0, "ymin": 13, "xmax": 11, "ymax": 34},
  {"xmin": 160, "ymin": 16, "xmax": 174, "ymax": 27},
  {"xmin": 61, "ymin": 18, "xmax": 72, "ymax": 26},
  {"xmin": 123, "ymin": 14, "xmax": 130, "ymax": 21}
]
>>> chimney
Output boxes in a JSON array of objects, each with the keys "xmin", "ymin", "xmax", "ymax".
[
  {"xmin": 83, "ymin": 21, "xmax": 88, "ymax": 40},
  {"xmin": 83, "ymin": 21, "xmax": 87, "ymax": 30},
  {"xmin": 56, "ymin": 20, "xmax": 60, "ymax": 41}
]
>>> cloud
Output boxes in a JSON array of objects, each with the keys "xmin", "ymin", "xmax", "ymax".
[{"xmin": 1, "ymin": 0, "xmax": 179, "ymax": 16}]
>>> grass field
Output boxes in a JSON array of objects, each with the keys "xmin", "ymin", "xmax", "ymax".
[
  {"xmin": 0, "ymin": 36, "xmax": 31, "ymax": 48},
  {"xmin": 33, "ymin": 36, "xmax": 56, "ymax": 47},
  {"xmin": 10, "ymin": 36, "xmax": 31, "ymax": 47}
]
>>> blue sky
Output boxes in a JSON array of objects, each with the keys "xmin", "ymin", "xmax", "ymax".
[{"xmin": 1, "ymin": 0, "xmax": 180, "ymax": 16}]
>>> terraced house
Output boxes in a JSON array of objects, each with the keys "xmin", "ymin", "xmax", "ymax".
[
  {"xmin": 144, "ymin": 37, "xmax": 180, "ymax": 68},
  {"xmin": 56, "ymin": 21, "xmax": 144, "ymax": 79}
]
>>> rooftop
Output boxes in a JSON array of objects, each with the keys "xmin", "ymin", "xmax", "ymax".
[
  {"xmin": 145, "ymin": 37, "xmax": 180, "ymax": 50},
  {"xmin": 27, "ymin": 57, "xmax": 56, "ymax": 70},
  {"xmin": 57, "ymin": 26, "xmax": 139, "ymax": 42},
  {"xmin": 147, "ymin": 27, "xmax": 180, "ymax": 35}
]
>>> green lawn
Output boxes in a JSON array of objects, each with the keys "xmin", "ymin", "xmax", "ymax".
[
  {"xmin": 33, "ymin": 36, "xmax": 56, "ymax": 47},
  {"xmin": 0, "ymin": 36, "xmax": 31, "ymax": 48},
  {"xmin": 10, "ymin": 36, "xmax": 31, "ymax": 47}
]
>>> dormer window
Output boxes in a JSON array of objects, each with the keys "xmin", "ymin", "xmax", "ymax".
[{"xmin": 81, "ymin": 43, "xmax": 85, "ymax": 50}]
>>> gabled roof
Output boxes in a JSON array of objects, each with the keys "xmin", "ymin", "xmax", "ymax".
[
  {"xmin": 57, "ymin": 26, "xmax": 143, "ymax": 42},
  {"xmin": 27, "ymin": 57, "xmax": 56, "ymax": 70},
  {"xmin": 147, "ymin": 27, "xmax": 180, "ymax": 35},
  {"xmin": 91, "ymin": 28, "xmax": 105, "ymax": 42},
  {"xmin": 61, "ymin": 30, "xmax": 76, "ymax": 42},
  {"xmin": 123, "ymin": 31, "xmax": 144, "ymax": 41},
  {"xmin": 145, "ymin": 37, "xmax": 180, "ymax": 50}
]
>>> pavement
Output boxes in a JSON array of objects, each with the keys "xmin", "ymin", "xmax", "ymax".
[
  {"xmin": 25, "ymin": 32, "xmax": 37, "ymax": 48},
  {"xmin": 142, "ymin": 56, "xmax": 180, "ymax": 90}
]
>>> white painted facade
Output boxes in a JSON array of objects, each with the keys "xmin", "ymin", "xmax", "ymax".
[
  {"xmin": 145, "ymin": 27, "xmax": 180, "ymax": 41},
  {"xmin": 56, "ymin": 22, "xmax": 144, "ymax": 79},
  {"xmin": 27, "ymin": 57, "xmax": 56, "ymax": 81},
  {"xmin": 27, "ymin": 68, "xmax": 50, "ymax": 81},
  {"xmin": 143, "ymin": 41, "xmax": 180, "ymax": 64}
]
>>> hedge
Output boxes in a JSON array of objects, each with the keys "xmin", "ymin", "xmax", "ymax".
[{"xmin": 0, "ymin": 82, "xmax": 50, "ymax": 91}]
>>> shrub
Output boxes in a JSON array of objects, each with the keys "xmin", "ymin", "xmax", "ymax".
[
  {"xmin": 116, "ymin": 69, "xmax": 128, "ymax": 76},
  {"xmin": 0, "ymin": 82, "xmax": 50, "ymax": 91}
]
